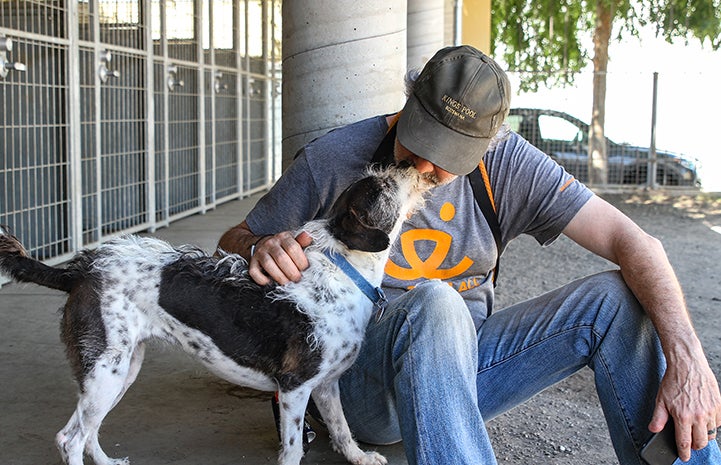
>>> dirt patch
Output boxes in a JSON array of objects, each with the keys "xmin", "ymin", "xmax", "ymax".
[{"xmin": 487, "ymin": 191, "xmax": 721, "ymax": 464}]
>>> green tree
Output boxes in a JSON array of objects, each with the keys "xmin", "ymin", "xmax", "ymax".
[{"xmin": 491, "ymin": 0, "xmax": 721, "ymax": 185}]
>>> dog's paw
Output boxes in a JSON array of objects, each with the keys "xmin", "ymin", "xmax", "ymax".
[
  {"xmin": 110, "ymin": 457, "xmax": 130, "ymax": 465},
  {"xmin": 352, "ymin": 451, "xmax": 387, "ymax": 465},
  {"xmin": 106, "ymin": 457, "xmax": 130, "ymax": 465}
]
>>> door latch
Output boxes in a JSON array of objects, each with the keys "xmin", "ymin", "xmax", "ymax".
[
  {"xmin": 0, "ymin": 36, "xmax": 27, "ymax": 79},
  {"xmin": 167, "ymin": 65, "xmax": 185, "ymax": 91},
  {"xmin": 214, "ymin": 71, "xmax": 228, "ymax": 94},
  {"xmin": 98, "ymin": 49, "xmax": 120, "ymax": 83}
]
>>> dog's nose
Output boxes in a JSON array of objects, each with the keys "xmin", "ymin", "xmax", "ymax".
[
  {"xmin": 396, "ymin": 159, "xmax": 414, "ymax": 170},
  {"xmin": 410, "ymin": 156, "xmax": 435, "ymax": 174}
]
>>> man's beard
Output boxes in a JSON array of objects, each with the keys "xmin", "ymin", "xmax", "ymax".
[
  {"xmin": 395, "ymin": 156, "xmax": 453, "ymax": 188},
  {"xmin": 419, "ymin": 171, "xmax": 443, "ymax": 187}
]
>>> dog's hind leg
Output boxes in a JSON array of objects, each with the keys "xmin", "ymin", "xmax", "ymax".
[
  {"xmin": 84, "ymin": 343, "xmax": 145, "ymax": 465},
  {"xmin": 276, "ymin": 386, "xmax": 313, "ymax": 465},
  {"xmin": 57, "ymin": 349, "xmax": 135, "ymax": 465},
  {"xmin": 56, "ymin": 410, "xmax": 86, "ymax": 465},
  {"xmin": 312, "ymin": 381, "xmax": 387, "ymax": 465},
  {"xmin": 112, "ymin": 342, "xmax": 146, "ymax": 410}
]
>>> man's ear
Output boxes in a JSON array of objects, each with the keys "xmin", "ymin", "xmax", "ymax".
[{"xmin": 331, "ymin": 210, "xmax": 390, "ymax": 252}]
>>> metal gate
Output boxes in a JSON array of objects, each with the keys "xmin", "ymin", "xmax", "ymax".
[{"xmin": 0, "ymin": 0, "xmax": 281, "ymax": 274}]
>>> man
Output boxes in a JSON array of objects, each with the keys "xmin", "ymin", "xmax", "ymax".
[{"xmin": 217, "ymin": 45, "xmax": 721, "ymax": 464}]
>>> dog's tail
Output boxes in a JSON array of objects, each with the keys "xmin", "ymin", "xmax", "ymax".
[{"xmin": 0, "ymin": 226, "xmax": 78, "ymax": 292}]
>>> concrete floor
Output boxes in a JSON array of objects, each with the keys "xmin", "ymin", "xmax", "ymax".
[{"xmin": 0, "ymin": 193, "xmax": 406, "ymax": 465}]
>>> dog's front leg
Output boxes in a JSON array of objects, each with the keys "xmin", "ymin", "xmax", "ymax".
[
  {"xmin": 312, "ymin": 381, "xmax": 387, "ymax": 465},
  {"xmin": 276, "ymin": 387, "xmax": 312, "ymax": 465}
]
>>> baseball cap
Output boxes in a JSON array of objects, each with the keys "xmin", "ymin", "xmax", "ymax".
[{"xmin": 397, "ymin": 45, "xmax": 511, "ymax": 176}]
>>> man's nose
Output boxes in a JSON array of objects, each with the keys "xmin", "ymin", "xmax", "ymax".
[{"xmin": 411, "ymin": 155, "xmax": 435, "ymax": 174}]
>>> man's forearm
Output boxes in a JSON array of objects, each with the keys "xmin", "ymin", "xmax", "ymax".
[{"xmin": 614, "ymin": 230, "xmax": 698, "ymax": 353}]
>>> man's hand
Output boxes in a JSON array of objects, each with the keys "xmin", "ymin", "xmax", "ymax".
[
  {"xmin": 650, "ymin": 344, "xmax": 721, "ymax": 462},
  {"xmin": 216, "ymin": 221, "xmax": 313, "ymax": 286},
  {"xmin": 249, "ymin": 231, "xmax": 313, "ymax": 286}
]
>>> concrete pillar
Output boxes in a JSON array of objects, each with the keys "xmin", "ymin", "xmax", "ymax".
[
  {"xmin": 281, "ymin": 1, "xmax": 407, "ymax": 169},
  {"xmin": 407, "ymin": 0, "xmax": 445, "ymax": 70}
]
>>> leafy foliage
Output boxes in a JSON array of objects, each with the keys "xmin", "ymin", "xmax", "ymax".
[
  {"xmin": 643, "ymin": 0, "xmax": 721, "ymax": 49},
  {"xmin": 491, "ymin": 0, "xmax": 592, "ymax": 91},
  {"xmin": 491, "ymin": 0, "xmax": 721, "ymax": 92}
]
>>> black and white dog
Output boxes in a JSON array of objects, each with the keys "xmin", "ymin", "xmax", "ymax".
[{"xmin": 0, "ymin": 165, "xmax": 428, "ymax": 465}]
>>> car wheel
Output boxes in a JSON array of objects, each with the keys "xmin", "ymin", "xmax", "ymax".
[
  {"xmin": 655, "ymin": 167, "xmax": 680, "ymax": 186},
  {"xmin": 623, "ymin": 166, "xmax": 643, "ymax": 185},
  {"xmin": 625, "ymin": 165, "xmax": 680, "ymax": 186}
]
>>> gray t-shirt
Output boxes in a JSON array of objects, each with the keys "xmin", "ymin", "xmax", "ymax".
[{"xmin": 246, "ymin": 115, "xmax": 593, "ymax": 327}]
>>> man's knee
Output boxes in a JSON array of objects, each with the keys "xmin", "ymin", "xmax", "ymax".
[
  {"xmin": 389, "ymin": 279, "xmax": 477, "ymax": 353},
  {"xmin": 582, "ymin": 271, "xmax": 662, "ymax": 362},
  {"xmin": 397, "ymin": 279, "xmax": 473, "ymax": 326},
  {"xmin": 563, "ymin": 271, "xmax": 658, "ymax": 352},
  {"xmin": 576, "ymin": 270, "xmax": 645, "ymax": 321}
]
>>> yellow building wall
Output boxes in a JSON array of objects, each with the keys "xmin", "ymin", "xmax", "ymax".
[{"xmin": 462, "ymin": 0, "xmax": 492, "ymax": 54}]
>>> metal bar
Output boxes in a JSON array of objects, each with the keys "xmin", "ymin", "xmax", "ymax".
[
  {"xmin": 145, "ymin": 0, "xmax": 157, "ymax": 231},
  {"xmin": 93, "ymin": 0, "xmax": 103, "ymax": 243},
  {"xmin": 242, "ymin": 0, "xmax": 250, "ymax": 194},
  {"xmin": 77, "ymin": 41, "xmax": 146, "ymax": 58},
  {"xmin": 68, "ymin": 1, "xmax": 84, "ymax": 253},
  {"xmin": 235, "ymin": 0, "xmax": 244, "ymax": 196},
  {"xmin": 649, "ymin": 71, "xmax": 658, "ymax": 189},
  {"xmin": 270, "ymin": 0, "xmax": 280, "ymax": 182},
  {"xmin": 244, "ymin": 184, "xmax": 270, "ymax": 196},
  {"xmin": 0, "ymin": 27, "xmax": 70, "ymax": 46},
  {"xmin": 161, "ymin": 0, "xmax": 171, "ymax": 228},
  {"xmin": 453, "ymin": 0, "xmax": 463, "ymax": 46},
  {"xmin": 208, "ymin": 0, "xmax": 217, "ymax": 209},
  {"xmin": 165, "ymin": 205, "xmax": 204, "ymax": 224},
  {"xmin": 263, "ymin": 0, "xmax": 272, "ymax": 187},
  {"xmin": 197, "ymin": 0, "xmax": 207, "ymax": 213}
]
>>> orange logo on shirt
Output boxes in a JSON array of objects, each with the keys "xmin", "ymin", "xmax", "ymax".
[{"xmin": 385, "ymin": 202, "xmax": 474, "ymax": 281}]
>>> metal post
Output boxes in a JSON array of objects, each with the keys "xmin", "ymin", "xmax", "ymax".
[
  {"xmin": 262, "ymin": 0, "xmax": 272, "ymax": 187},
  {"xmin": 242, "ymin": 0, "xmax": 250, "ymax": 193},
  {"xmin": 67, "ymin": 0, "xmax": 83, "ymax": 252},
  {"xmin": 197, "ymin": 0, "xmax": 207, "ymax": 213},
  {"xmin": 270, "ymin": 0, "xmax": 280, "ymax": 182},
  {"xmin": 145, "ymin": 0, "xmax": 157, "ymax": 231},
  {"xmin": 162, "ymin": 0, "xmax": 171, "ymax": 227},
  {"xmin": 207, "ymin": 0, "xmax": 217, "ymax": 210},
  {"xmin": 454, "ymin": 0, "xmax": 463, "ymax": 46},
  {"xmin": 236, "ymin": 0, "xmax": 244, "ymax": 196},
  {"xmin": 649, "ymin": 72, "xmax": 658, "ymax": 189},
  {"xmin": 93, "ymin": 0, "xmax": 103, "ymax": 242}
]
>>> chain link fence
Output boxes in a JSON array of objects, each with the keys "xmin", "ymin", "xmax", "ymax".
[{"xmin": 506, "ymin": 68, "xmax": 716, "ymax": 190}]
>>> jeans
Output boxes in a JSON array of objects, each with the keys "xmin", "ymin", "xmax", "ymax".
[{"xmin": 338, "ymin": 271, "xmax": 721, "ymax": 464}]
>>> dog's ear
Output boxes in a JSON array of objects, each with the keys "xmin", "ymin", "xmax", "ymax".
[{"xmin": 330, "ymin": 208, "xmax": 390, "ymax": 252}]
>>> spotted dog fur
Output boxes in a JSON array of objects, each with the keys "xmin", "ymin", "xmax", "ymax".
[{"xmin": 0, "ymin": 164, "xmax": 427, "ymax": 465}]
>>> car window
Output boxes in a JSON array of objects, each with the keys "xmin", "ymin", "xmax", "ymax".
[
  {"xmin": 538, "ymin": 115, "xmax": 583, "ymax": 143},
  {"xmin": 506, "ymin": 115, "xmax": 522, "ymax": 133}
]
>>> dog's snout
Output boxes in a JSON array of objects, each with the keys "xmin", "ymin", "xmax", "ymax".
[{"xmin": 396, "ymin": 159, "xmax": 414, "ymax": 170}]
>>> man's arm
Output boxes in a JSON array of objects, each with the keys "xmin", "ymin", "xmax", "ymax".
[
  {"xmin": 563, "ymin": 194, "xmax": 721, "ymax": 461},
  {"xmin": 216, "ymin": 220, "xmax": 311, "ymax": 286},
  {"xmin": 216, "ymin": 220, "xmax": 265, "ymax": 259}
]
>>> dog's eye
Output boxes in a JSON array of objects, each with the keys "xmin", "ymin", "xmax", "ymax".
[{"xmin": 348, "ymin": 207, "xmax": 371, "ymax": 228}]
